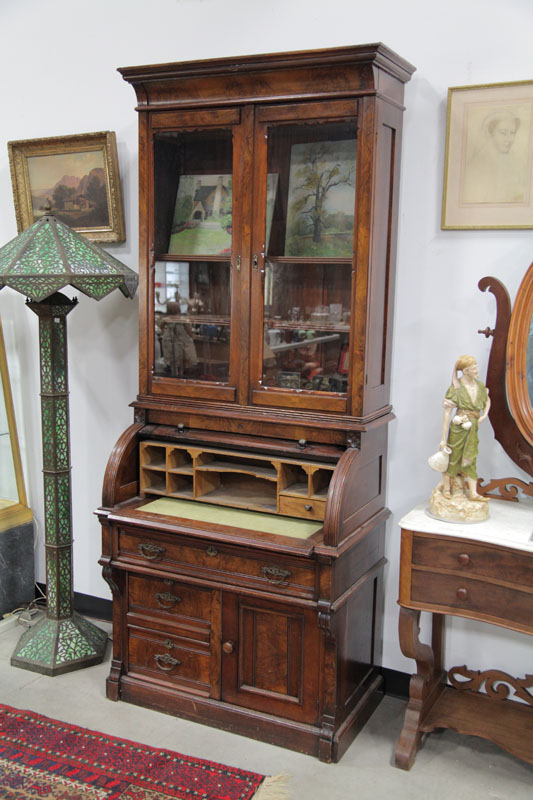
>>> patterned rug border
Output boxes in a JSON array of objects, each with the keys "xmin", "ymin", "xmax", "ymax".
[{"xmin": 0, "ymin": 702, "xmax": 274, "ymax": 800}]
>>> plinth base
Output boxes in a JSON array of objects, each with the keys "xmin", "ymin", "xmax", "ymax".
[
  {"xmin": 429, "ymin": 486, "xmax": 489, "ymax": 523},
  {"xmin": 11, "ymin": 612, "xmax": 108, "ymax": 676}
]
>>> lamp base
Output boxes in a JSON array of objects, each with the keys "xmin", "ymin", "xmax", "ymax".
[{"xmin": 11, "ymin": 612, "xmax": 108, "ymax": 676}]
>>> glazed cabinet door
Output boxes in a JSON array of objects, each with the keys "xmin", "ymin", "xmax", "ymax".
[
  {"xmin": 220, "ymin": 593, "xmax": 321, "ymax": 723},
  {"xmin": 249, "ymin": 100, "xmax": 358, "ymax": 414},
  {"xmin": 144, "ymin": 107, "xmax": 254, "ymax": 405}
]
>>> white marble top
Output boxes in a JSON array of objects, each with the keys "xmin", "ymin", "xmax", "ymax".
[{"xmin": 400, "ymin": 498, "xmax": 533, "ymax": 553}]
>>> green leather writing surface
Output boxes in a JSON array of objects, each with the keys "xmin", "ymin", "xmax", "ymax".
[{"xmin": 138, "ymin": 497, "xmax": 322, "ymax": 539}]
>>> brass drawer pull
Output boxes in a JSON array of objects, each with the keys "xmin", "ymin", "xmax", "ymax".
[
  {"xmin": 222, "ymin": 640, "xmax": 235, "ymax": 654},
  {"xmin": 138, "ymin": 542, "xmax": 165, "ymax": 560},
  {"xmin": 155, "ymin": 592, "xmax": 181, "ymax": 608},
  {"xmin": 261, "ymin": 565, "xmax": 292, "ymax": 585},
  {"xmin": 154, "ymin": 653, "xmax": 181, "ymax": 671},
  {"xmin": 457, "ymin": 553, "xmax": 471, "ymax": 566},
  {"xmin": 206, "ymin": 546, "xmax": 218, "ymax": 557},
  {"xmin": 456, "ymin": 587, "xmax": 468, "ymax": 601}
]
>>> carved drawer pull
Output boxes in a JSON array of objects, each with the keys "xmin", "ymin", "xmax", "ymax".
[
  {"xmin": 457, "ymin": 553, "xmax": 471, "ymax": 566},
  {"xmin": 261, "ymin": 565, "xmax": 292, "ymax": 585},
  {"xmin": 138, "ymin": 542, "xmax": 165, "ymax": 560},
  {"xmin": 206, "ymin": 546, "xmax": 218, "ymax": 557},
  {"xmin": 456, "ymin": 587, "xmax": 468, "ymax": 601},
  {"xmin": 154, "ymin": 653, "xmax": 181, "ymax": 671},
  {"xmin": 155, "ymin": 592, "xmax": 181, "ymax": 608}
]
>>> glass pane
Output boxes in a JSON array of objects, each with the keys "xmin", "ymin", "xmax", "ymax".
[
  {"xmin": 526, "ymin": 308, "xmax": 533, "ymax": 406},
  {"xmin": 262, "ymin": 262, "xmax": 351, "ymax": 393},
  {"xmin": 265, "ymin": 121, "xmax": 357, "ymax": 259},
  {"xmin": 154, "ymin": 130, "xmax": 233, "ymax": 256},
  {"xmin": 0, "ymin": 378, "xmax": 18, "ymax": 508},
  {"xmin": 154, "ymin": 261, "xmax": 231, "ymax": 382}
]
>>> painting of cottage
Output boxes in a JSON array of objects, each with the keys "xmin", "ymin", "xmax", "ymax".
[
  {"xmin": 27, "ymin": 149, "xmax": 110, "ymax": 228},
  {"xmin": 169, "ymin": 174, "xmax": 233, "ymax": 256}
]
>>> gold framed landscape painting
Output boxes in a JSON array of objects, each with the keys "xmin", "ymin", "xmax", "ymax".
[
  {"xmin": 442, "ymin": 80, "xmax": 533, "ymax": 229},
  {"xmin": 8, "ymin": 131, "xmax": 125, "ymax": 242}
]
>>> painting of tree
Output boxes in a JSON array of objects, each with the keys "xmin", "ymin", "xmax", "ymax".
[{"xmin": 285, "ymin": 140, "xmax": 356, "ymax": 257}]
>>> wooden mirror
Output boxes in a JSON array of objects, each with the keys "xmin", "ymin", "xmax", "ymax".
[
  {"xmin": 478, "ymin": 263, "xmax": 533, "ymax": 497},
  {"xmin": 507, "ymin": 262, "xmax": 533, "ymax": 449}
]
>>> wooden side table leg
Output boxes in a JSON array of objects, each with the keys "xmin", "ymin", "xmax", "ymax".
[{"xmin": 394, "ymin": 607, "xmax": 446, "ymax": 770}]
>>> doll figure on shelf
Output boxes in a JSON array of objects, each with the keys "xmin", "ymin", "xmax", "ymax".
[
  {"xmin": 187, "ymin": 291, "xmax": 205, "ymax": 315},
  {"xmin": 428, "ymin": 354, "xmax": 491, "ymax": 522}
]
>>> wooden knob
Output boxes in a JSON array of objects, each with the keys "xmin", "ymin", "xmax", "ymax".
[
  {"xmin": 457, "ymin": 553, "xmax": 471, "ymax": 566},
  {"xmin": 222, "ymin": 641, "xmax": 234, "ymax": 654},
  {"xmin": 456, "ymin": 587, "xmax": 468, "ymax": 601}
]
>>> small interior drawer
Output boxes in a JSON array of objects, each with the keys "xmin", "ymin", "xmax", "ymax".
[{"xmin": 279, "ymin": 496, "xmax": 326, "ymax": 521}]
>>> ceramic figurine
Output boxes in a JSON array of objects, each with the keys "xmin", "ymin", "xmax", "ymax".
[{"xmin": 429, "ymin": 354, "xmax": 491, "ymax": 522}]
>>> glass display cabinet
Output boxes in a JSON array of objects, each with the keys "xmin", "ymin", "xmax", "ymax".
[
  {"xmin": 0, "ymin": 318, "xmax": 32, "ymax": 532},
  {"xmin": 0, "ymin": 317, "xmax": 33, "ymax": 616},
  {"xmin": 97, "ymin": 44, "xmax": 415, "ymax": 761}
]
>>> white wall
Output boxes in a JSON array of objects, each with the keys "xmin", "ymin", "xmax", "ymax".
[{"xmin": 0, "ymin": 0, "xmax": 531, "ymax": 675}]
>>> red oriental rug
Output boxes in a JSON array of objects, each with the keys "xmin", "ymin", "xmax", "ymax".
[{"xmin": 0, "ymin": 704, "xmax": 286, "ymax": 799}]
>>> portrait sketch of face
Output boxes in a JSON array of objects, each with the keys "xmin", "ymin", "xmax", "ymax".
[{"xmin": 461, "ymin": 103, "xmax": 531, "ymax": 205}]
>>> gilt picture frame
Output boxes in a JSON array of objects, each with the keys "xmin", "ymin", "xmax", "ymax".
[
  {"xmin": 442, "ymin": 81, "xmax": 533, "ymax": 230},
  {"xmin": 8, "ymin": 131, "xmax": 125, "ymax": 242}
]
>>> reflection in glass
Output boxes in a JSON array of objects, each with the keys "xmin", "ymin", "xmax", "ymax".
[
  {"xmin": 526, "ymin": 316, "xmax": 533, "ymax": 406},
  {"xmin": 262, "ymin": 262, "xmax": 351, "ymax": 393},
  {"xmin": 0, "ymin": 384, "xmax": 17, "ymax": 509},
  {"xmin": 0, "ymin": 322, "xmax": 19, "ymax": 509},
  {"xmin": 154, "ymin": 261, "xmax": 231, "ymax": 382}
]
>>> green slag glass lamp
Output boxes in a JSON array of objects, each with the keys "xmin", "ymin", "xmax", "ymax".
[{"xmin": 0, "ymin": 213, "xmax": 138, "ymax": 675}]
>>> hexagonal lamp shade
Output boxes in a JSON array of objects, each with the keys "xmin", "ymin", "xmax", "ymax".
[{"xmin": 0, "ymin": 214, "xmax": 138, "ymax": 675}]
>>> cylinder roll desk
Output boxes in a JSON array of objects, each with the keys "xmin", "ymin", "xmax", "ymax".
[{"xmin": 97, "ymin": 44, "xmax": 415, "ymax": 762}]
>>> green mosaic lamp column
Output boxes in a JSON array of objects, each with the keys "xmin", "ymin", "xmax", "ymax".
[
  {"xmin": 0, "ymin": 213, "xmax": 137, "ymax": 676},
  {"xmin": 11, "ymin": 293, "xmax": 109, "ymax": 674}
]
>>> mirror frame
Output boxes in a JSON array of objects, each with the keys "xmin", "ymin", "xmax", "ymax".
[
  {"xmin": 507, "ymin": 261, "xmax": 533, "ymax": 448},
  {"xmin": 479, "ymin": 268, "xmax": 533, "ymax": 492}
]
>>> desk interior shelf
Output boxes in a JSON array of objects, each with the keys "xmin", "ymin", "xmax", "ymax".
[{"xmin": 140, "ymin": 441, "xmax": 334, "ymax": 518}]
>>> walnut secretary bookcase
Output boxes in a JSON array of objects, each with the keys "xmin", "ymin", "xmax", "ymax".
[{"xmin": 97, "ymin": 44, "xmax": 415, "ymax": 761}]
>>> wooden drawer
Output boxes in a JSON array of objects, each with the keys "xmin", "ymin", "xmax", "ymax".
[
  {"xmin": 128, "ymin": 574, "xmax": 215, "ymax": 625},
  {"xmin": 411, "ymin": 534, "xmax": 533, "ymax": 590},
  {"xmin": 127, "ymin": 624, "xmax": 212, "ymax": 694},
  {"xmin": 117, "ymin": 527, "xmax": 315, "ymax": 598},
  {"xmin": 411, "ymin": 569, "xmax": 533, "ymax": 632},
  {"xmin": 279, "ymin": 495, "xmax": 326, "ymax": 521}
]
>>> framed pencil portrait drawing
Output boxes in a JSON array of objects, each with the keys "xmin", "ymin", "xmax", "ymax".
[
  {"xmin": 8, "ymin": 131, "xmax": 125, "ymax": 242},
  {"xmin": 442, "ymin": 81, "xmax": 533, "ymax": 229}
]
